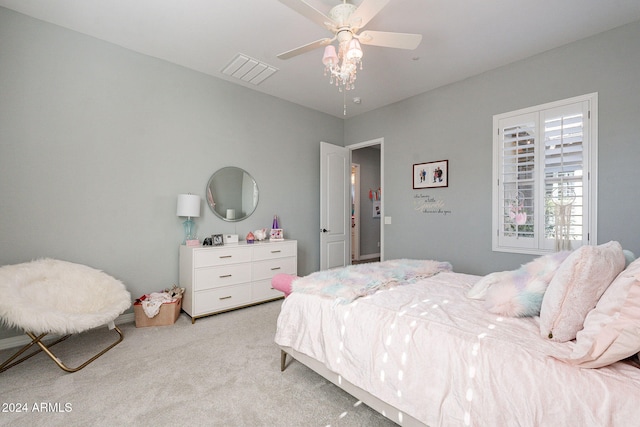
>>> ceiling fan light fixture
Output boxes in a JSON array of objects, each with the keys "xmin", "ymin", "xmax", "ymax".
[
  {"xmin": 346, "ymin": 39, "xmax": 363, "ymax": 60},
  {"xmin": 322, "ymin": 38, "xmax": 361, "ymax": 91},
  {"xmin": 322, "ymin": 45, "xmax": 339, "ymax": 66}
]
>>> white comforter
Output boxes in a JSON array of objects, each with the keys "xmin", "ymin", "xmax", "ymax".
[{"xmin": 275, "ymin": 272, "xmax": 640, "ymax": 426}]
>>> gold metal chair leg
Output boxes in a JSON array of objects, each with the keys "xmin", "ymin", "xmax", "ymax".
[
  {"xmin": 1, "ymin": 326, "xmax": 124, "ymax": 374},
  {"xmin": 280, "ymin": 349, "xmax": 287, "ymax": 372},
  {"xmin": 0, "ymin": 333, "xmax": 71, "ymax": 373}
]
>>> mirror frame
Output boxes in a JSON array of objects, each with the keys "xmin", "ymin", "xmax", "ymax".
[{"xmin": 206, "ymin": 167, "xmax": 259, "ymax": 222}]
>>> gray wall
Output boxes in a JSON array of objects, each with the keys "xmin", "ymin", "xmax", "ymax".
[
  {"xmin": 0, "ymin": 8, "xmax": 343, "ymax": 339},
  {"xmin": 346, "ymin": 19, "xmax": 640, "ymax": 275},
  {"xmin": 351, "ymin": 147, "xmax": 381, "ymax": 257}
]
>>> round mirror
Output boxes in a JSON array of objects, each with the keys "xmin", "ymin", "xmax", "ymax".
[{"xmin": 206, "ymin": 167, "xmax": 259, "ymax": 222}]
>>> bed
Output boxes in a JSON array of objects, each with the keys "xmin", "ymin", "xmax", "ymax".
[{"xmin": 275, "ymin": 246, "xmax": 640, "ymax": 426}]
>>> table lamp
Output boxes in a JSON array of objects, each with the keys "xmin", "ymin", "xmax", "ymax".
[{"xmin": 177, "ymin": 194, "xmax": 200, "ymax": 244}]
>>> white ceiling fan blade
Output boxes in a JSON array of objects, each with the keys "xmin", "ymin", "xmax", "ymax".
[
  {"xmin": 278, "ymin": 0, "xmax": 332, "ymax": 29},
  {"xmin": 350, "ymin": 0, "xmax": 390, "ymax": 29},
  {"xmin": 358, "ymin": 31, "xmax": 422, "ymax": 50},
  {"xmin": 277, "ymin": 38, "xmax": 333, "ymax": 60}
]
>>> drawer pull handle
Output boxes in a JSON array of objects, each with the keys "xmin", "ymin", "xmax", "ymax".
[
  {"xmin": 219, "ymin": 274, "xmax": 232, "ymax": 278},
  {"xmin": 219, "ymin": 255, "xmax": 233, "ymax": 259},
  {"xmin": 271, "ymin": 267, "xmax": 281, "ymax": 271},
  {"xmin": 271, "ymin": 250, "xmax": 281, "ymax": 253},
  {"xmin": 219, "ymin": 296, "xmax": 232, "ymax": 300}
]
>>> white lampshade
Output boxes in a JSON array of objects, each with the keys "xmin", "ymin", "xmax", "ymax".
[
  {"xmin": 346, "ymin": 39, "xmax": 362, "ymax": 60},
  {"xmin": 176, "ymin": 194, "xmax": 200, "ymax": 218}
]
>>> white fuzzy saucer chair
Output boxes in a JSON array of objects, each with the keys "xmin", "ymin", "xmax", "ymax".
[{"xmin": 0, "ymin": 258, "xmax": 131, "ymax": 373}]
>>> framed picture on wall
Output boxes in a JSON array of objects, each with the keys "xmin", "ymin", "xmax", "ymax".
[
  {"xmin": 413, "ymin": 160, "xmax": 448, "ymax": 189},
  {"xmin": 372, "ymin": 201, "xmax": 381, "ymax": 218}
]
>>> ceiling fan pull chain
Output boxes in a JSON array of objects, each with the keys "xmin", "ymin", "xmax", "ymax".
[{"xmin": 343, "ymin": 91, "xmax": 347, "ymax": 116}]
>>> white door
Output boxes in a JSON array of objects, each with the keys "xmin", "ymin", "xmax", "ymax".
[{"xmin": 320, "ymin": 141, "xmax": 350, "ymax": 270}]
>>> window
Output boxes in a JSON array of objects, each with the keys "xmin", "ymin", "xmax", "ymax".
[{"xmin": 492, "ymin": 93, "xmax": 597, "ymax": 255}]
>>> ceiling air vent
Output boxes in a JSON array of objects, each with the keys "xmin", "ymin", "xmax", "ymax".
[{"xmin": 221, "ymin": 53, "xmax": 278, "ymax": 85}]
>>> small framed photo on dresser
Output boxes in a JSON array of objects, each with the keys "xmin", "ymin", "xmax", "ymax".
[{"xmin": 211, "ymin": 234, "xmax": 224, "ymax": 246}]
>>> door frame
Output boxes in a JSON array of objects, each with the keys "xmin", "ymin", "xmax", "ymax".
[
  {"xmin": 347, "ymin": 137, "xmax": 384, "ymax": 262},
  {"xmin": 351, "ymin": 163, "xmax": 360, "ymax": 262}
]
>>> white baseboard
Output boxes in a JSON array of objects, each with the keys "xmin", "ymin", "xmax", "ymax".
[
  {"xmin": 359, "ymin": 253, "xmax": 380, "ymax": 260},
  {"xmin": 0, "ymin": 313, "xmax": 135, "ymax": 351}
]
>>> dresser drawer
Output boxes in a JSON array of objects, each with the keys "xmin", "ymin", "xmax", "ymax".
[
  {"xmin": 194, "ymin": 246, "xmax": 252, "ymax": 268},
  {"xmin": 194, "ymin": 264, "xmax": 251, "ymax": 291},
  {"xmin": 252, "ymin": 257, "xmax": 297, "ymax": 281},
  {"xmin": 252, "ymin": 242, "xmax": 296, "ymax": 261},
  {"xmin": 194, "ymin": 284, "xmax": 252, "ymax": 314},
  {"xmin": 252, "ymin": 279, "xmax": 284, "ymax": 301}
]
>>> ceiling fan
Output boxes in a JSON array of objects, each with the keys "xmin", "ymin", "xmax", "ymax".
[{"xmin": 276, "ymin": 0, "xmax": 423, "ymax": 60}]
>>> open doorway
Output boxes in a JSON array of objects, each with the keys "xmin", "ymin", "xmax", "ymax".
[{"xmin": 349, "ymin": 138, "xmax": 383, "ymax": 264}]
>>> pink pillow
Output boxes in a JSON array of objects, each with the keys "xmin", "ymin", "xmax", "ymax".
[
  {"xmin": 561, "ymin": 258, "xmax": 640, "ymax": 367},
  {"xmin": 540, "ymin": 241, "xmax": 626, "ymax": 342},
  {"xmin": 481, "ymin": 251, "xmax": 570, "ymax": 317},
  {"xmin": 271, "ymin": 273, "xmax": 298, "ymax": 297}
]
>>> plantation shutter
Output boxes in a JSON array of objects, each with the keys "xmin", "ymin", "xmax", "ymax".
[
  {"xmin": 496, "ymin": 113, "xmax": 537, "ymax": 250},
  {"xmin": 493, "ymin": 94, "xmax": 595, "ymax": 255},
  {"xmin": 541, "ymin": 101, "xmax": 589, "ymax": 251}
]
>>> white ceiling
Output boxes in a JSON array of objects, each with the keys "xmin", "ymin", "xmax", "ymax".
[{"xmin": 2, "ymin": 0, "xmax": 640, "ymax": 118}]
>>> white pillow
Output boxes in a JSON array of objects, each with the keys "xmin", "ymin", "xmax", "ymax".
[
  {"xmin": 561, "ymin": 257, "xmax": 640, "ymax": 367},
  {"xmin": 540, "ymin": 241, "xmax": 626, "ymax": 342}
]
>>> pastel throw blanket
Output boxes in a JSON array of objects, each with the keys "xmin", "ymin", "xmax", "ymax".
[{"xmin": 292, "ymin": 259, "xmax": 452, "ymax": 304}]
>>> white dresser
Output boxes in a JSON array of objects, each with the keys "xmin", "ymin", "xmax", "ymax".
[{"xmin": 179, "ymin": 240, "xmax": 297, "ymax": 322}]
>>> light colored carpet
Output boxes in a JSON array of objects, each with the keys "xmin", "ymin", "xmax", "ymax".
[{"xmin": 0, "ymin": 300, "xmax": 396, "ymax": 427}]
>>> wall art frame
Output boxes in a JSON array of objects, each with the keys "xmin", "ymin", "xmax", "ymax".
[
  {"xmin": 373, "ymin": 201, "xmax": 381, "ymax": 218},
  {"xmin": 413, "ymin": 160, "xmax": 448, "ymax": 189},
  {"xmin": 211, "ymin": 234, "xmax": 224, "ymax": 246}
]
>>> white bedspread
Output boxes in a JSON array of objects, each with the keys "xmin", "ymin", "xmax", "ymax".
[{"xmin": 275, "ymin": 272, "xmax": 640, "ymax": 426}]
